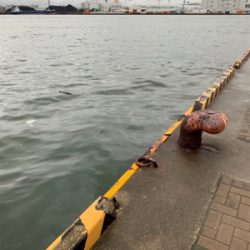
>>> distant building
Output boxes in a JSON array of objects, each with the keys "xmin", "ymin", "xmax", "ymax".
[
  {"xmin": 243, "ymin": 1, "xmax": 250, "ymax": 13},
  {"xmin": 81, "ymin": 0, "xmax": 123, "ymax": 12},
  {"xmin": 0, "ymin": 6, "xmax": 5, "ymax": 14},
  {"xmin": 109, "ymin": 2, "xmax": 123, "ymax": 12},
  {"xmin": 201, "ymin": 0, "xmax": 248, "ymax": 13},
  {"xmin": 100, "ymin": 3, "xmax": 110, "ymax": 12},
  {"xmin": 184, "ymin": 2, "xmax": 201, "ymax": 13},
  {"xmin": 81, "ymin": 1, "xmax": 101, "ymax": 11},
  {"xmin": 128, "ymin": 5, "xmax": 146, "ymax": 13}
]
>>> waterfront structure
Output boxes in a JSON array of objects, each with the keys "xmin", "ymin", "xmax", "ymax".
[
  {"xmin": 99, "ymin": 2, "xmax": 109, "ymax": 11},
  {"xmin": 30, "ymin": 5, "xmax": 39, "ymax": 9},
  {"xmin": 184, "ymin": 2, "xmax": 201, "ymax": 13},
  {"xmin": 6, "ymin": 5, "xmax": 55, "ymax": 14},
  {"xmin": 47, "ymin": 4, "xmax": 78, "ymax": 14},
  {"xmin": 128, "ymin": 5, "xmax": 178, "ymax": 14},
  {"xmin": 81, "ymin": 0, "xmax": 123, "ymax": 12},
  {"xmin": 81, "ymin": 1, "xmax": 102, "ymax": 11},
  {"xmin": 201, "ymin": 0, "xmax": 249, "ymax": 13},
  {"xmin": 108, "ymin": 2, "xmax": 123, "ymax": 12},
  {"xmin": 11, "ymin": 6, "xmax": 36, "ymax": 13},
  {"xmin": 0, "ymin": 6, "xmax": 5, "ymax": 14}
]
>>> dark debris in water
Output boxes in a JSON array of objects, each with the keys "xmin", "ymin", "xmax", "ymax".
[{"xmin": 59, "ymin": 91, "xmax": 73, "ymax": 96}]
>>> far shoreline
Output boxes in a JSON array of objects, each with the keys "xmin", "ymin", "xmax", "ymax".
[{"xmin": 1, "ymin": 13, "xmax": 250, "ymax": 16}]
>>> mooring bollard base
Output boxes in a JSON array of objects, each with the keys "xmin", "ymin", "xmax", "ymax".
[{"xmin": 178, "ymin": 110, "xmax": 228, "ymax": 150}]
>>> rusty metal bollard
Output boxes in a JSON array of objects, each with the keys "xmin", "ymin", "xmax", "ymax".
[{"xmin": 178, "ymin": 110, "xmax": 228, "ymax": 150}]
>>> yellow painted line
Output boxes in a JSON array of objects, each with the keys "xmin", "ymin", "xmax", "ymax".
[
  {"xmin": 80, "ymin": 199, "xmax": 105, "ymax": 250},
  {"xmin": 149, "ymin": 140, "xmax": 164, "ymax": 153},
  {"xmin": 229, "ymin": 67, "xmax": 235, "ymax": 75},
  {"xmin": 159, "ymin": 134, "xmax": 169, "ymax": 143},
  {"xmin": 202, "ymin": 100, "xmax": 208, "ymax": 109},
  {"xmin": 223, "ymin": 73, "xmax": 230, "ymax": 83},
  {"xmin": 184, "ymin": 106, "xmax": 194, "ymax": 116},
  {"xmin": 226, "ymin": 70, "xmax": 232, "ymax": 77},
  {"xmin": 196, "ymin": 96, "xmax": 208, "ymax": 109},
  {"xmin": 47, "ymin": 236, "xmax": 62, "ymax": 250},
  {"xmin": 207, "ymin": 87, "xmax": 217, "ymax": 102},
  {"xmin": 104, "ymin": 163, "xmax": 139, "ymax": 199},
  {"xmin": 211, "ymin": 87, "xmax": 219, "ymax": 97},
  {"xmin": 219, "ymin": 78, "xmax": 226, "ymax": 89},
  {"xmin": 225, "ymin": 70, "xmax": 232, "ymax": 80},
  {"xmin": 202, "ymin": 91, "xmax": 213, "ymax": 105},
  {"xmin": 164, "ymin": 120, "xmax": 182, "ymax": 135},
  {"xmin": 212, "ymin": 81, "xmax": 220, "ymax": 86}
]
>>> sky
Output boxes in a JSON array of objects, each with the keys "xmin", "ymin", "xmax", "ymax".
[{"xmin": 0, "ymin": 0, "xmax": 188, "ymax": 8}]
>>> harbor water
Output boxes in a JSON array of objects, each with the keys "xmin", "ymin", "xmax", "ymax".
[{"xmin": 0, "ymin": 15, "xmax": 250, "ymax": 250}]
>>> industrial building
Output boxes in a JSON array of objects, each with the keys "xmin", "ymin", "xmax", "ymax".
[
  {"xmin": 81, "ymin": 0, "xmax": 123, "ymax": 12},
  {"xmin": 201, "ymin": 0, "xmax": 250, "ymax": 13}
]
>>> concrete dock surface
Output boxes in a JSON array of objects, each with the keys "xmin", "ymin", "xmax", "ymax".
[{"xmin": 94, "ymin": 59, "xmax": 250, "ymax": 250}]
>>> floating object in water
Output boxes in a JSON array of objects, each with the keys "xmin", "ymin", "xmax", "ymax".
[
  {"xmin": 178, "ymin": 110, "xmax": 228, "ymax": 150},
  {"xmin": 59, "ymin": 90, "xmax": 73, "ymax": 95}
]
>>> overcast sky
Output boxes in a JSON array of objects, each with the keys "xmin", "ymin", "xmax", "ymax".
[{"xmin": 0, "ymin": 0, "xmax": 189, "ymax": 8}]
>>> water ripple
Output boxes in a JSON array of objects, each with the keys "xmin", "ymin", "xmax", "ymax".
[
  {"xmin": 94, "ymin": 88, "xmax": 132, "ymax": 95},
  {"xmin": 132, "ymin": 79, "xmax": 166, "ymax": 88}
]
